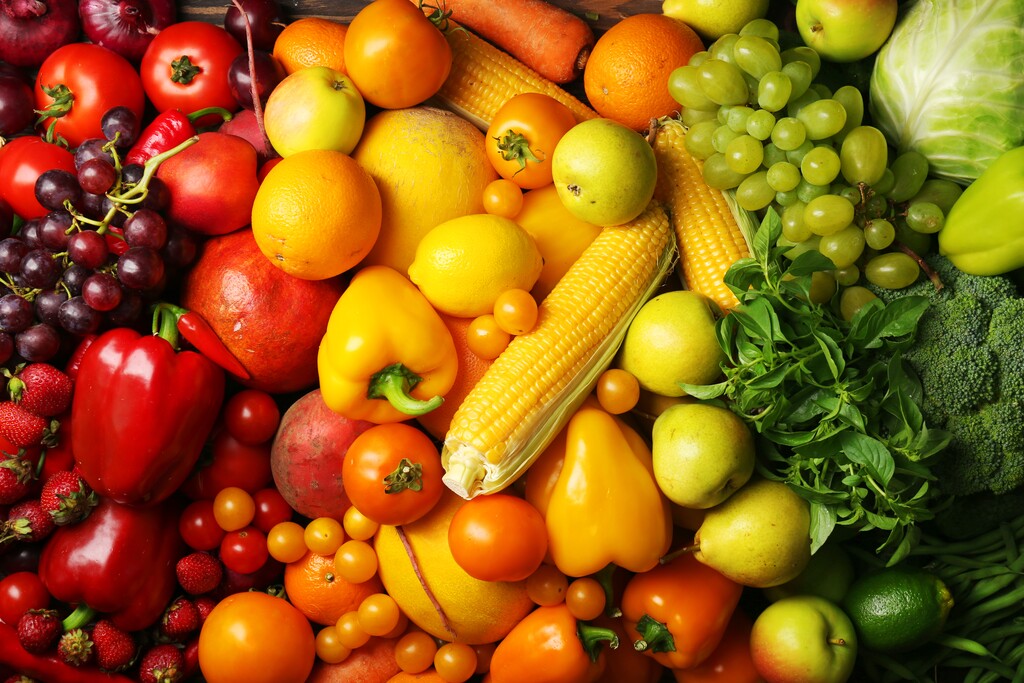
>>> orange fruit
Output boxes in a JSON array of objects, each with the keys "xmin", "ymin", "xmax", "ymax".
[
  {"xmin": 251, "ymin": 149, "xmax": 382, "ymax": 281},
  {"xmin": 306, "ymin": 636, "xmax": 401, "ymax": 683},
  {"xmin": 273, "ymin": 17, "xmax": 349, "ymax": 74},
  {"xmin": 387, "ymin": 671, "xmax": 447, "ymax": 683},
  {"xmin": 583, "ymin": 13, "xmax": 705, "ymax": 132},
  {"xmin": 416, "ymin": 314, "xmax": 494, "ymax": 441},
  {"xmin": 284, "ymin": 550, "xmax": 384, "ymax": 626}
]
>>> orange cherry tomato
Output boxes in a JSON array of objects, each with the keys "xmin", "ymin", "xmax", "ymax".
[
  {"xmin": 466, "ymin": 314, "xmax": 511, "ymax": 360},
  {"xmin": 482, "ymin": 178, "xmax": 525, "ymax": 219},
  {"xmin": 448, "ymin": 493, "xmax": 548, "ymax": 582},
  {"xmin": 485, "ymin": 93, "xmax": 578, "ymax": 189},
  {"xmin": 595, "ymin": 368, "xmax": 641, "ymax": 415},
  {"xmin": 493, "ymin": 288, "xmax": 539, "ymax": 336}
]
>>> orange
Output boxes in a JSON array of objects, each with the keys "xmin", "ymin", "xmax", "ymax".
[
  {"xmin": 583, "ymin": 13, "xmax": 705, "ymax": 132},
  {"xmin": 273, "ymin": 17, "xmax": 349, "ymax": 74},
  {"xmin": 416, "ymin": 314, "xmax": 494, "ymax": 441},
  {"xmin": 251, "ymin": 149, "xmax": 382, "ymax": 281},
  {"xmin": 284, "ymin": 550, "xmax": 384, "ymax": 626}
]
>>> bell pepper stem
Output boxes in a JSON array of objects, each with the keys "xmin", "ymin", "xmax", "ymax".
[
  {"xmin": 594, "ymin": 564, "xmax": 622, "ymax": 618},
  {"xmin": 61, "ymin": 604, "xmax": 97, "ymax": 631},
  {"xmin": 151, "ymin": 302, "xmax": 182, "ymax": 350},
  {"xmin": 577, "ymin": 620, "xmax": 620, "ymax": 663},
  {"xmin": 632, "ymin": 614, "xmax": 675, "ymax": 654},
  {"xmin": 367, "ymin": 363, "xmax": 443, "ymax": 416}
]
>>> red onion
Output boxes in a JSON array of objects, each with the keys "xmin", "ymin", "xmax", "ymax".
[
  {"xmin": 0, "ymin": 0, "xmax": 80, "ymax": 68},
  {"xmin": 78, "ymin": 0, "xmax": 175, "ymax": 63}
]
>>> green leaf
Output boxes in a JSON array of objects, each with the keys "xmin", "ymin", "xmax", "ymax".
[
  {"xmin": 841, "ymin": 432, "xmax": 895, "ymax": 486},
  {"xmin": 745, "ymin": 364, "xmax": 790, "ymax": 390},
  {"xmin": 753, "ymin": 207, "xmax": 782, "ymax": 262},
  {"xmin": 836, "ymin": 402, "xmax": 865, "ymax": 432},
  {"xmin": 784, "ymin": 249, "xmax": 836, "ymax": 278},
  {"xmin": 812, "ymin": 331, "xmax": 845, "ymax": 380},
  {"xmin": 722, "ymin": 258, "xmax": 765, "ymax": 293},
  {"xmin": 864, "ymin": 509, "xmax": 898, "ymax": 530},
  {"xmin": 733, "ymin": 297, "xmax": 783, "ymax": 343},
  {"xmin": 678, "ymin": 381, "xmax": 729, "ymax": 400},
  {"xmin": 809, "ymin": 502, "xmax": 837, "ymax": 553},
  {"xmin": 849, "ymin": 295, "xmax": 930, "ymax": 349}
]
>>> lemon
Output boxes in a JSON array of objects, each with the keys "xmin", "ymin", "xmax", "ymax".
[
  {"xmin": 408, "ymin": 214, "xmax": 543, "ymax": 317},
  {"xmin": 662, "ymin": 0, "xmax": 770, "ymax": 41},
  {"xmin": 841, "ymin": 566, "xmax": 954, "ymax": 654}
]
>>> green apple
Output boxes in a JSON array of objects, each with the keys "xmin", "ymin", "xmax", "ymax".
[
  {"xmin": 662, "ymin": 0, "xmax": 769, "ymax": 41},
  {"xmin": 795, "ymin": 0, "xmax": 898, "ymax": 63},
  {"xmin": 751, "ymin": 595, "xmax": 858, "ymax": 683},
  {"xmin": 263, "ymin": 66, "xmax": 366, "ymax": 158},
  {"xmin": 550, "ymin": 118, "xmax": 657, "ymax": 227}
]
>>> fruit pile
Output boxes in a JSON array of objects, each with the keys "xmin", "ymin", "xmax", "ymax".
[{"xmin": 1, "ymin": 0, "xmax": 1023, "ymax": 682}]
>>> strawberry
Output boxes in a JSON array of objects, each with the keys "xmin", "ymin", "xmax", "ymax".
[
  {"xmin": 0, "ymin": 452, "xmax": 35, "ymax": 505},
  {"xmin": 160, "ymin": 597, "xmax": 200, "ymax": 641},
  {"xmin": 194, "ymin": 596, "xmax": 217, "ymax": 624},
  {"xmin": 5, "ymin": 363, "xmax": 73, "ymax": 417},
  {"xmin": 57, "ymin": 627, "xmax": 95, "ymax": 667},
  {"xmin": 3, "ymin": 499, "xmax": 55, "ymax": 543},
  {"xmin": 91, "ymin": 620, "xmax": 136, "ymax": 672},
  {"xmin": 0, "ymin": 402, "xmax": 53, "ymax": 448},
  {"xmin": 39, "ymin": 470, "xmax": 97, "ymax": 526},
  {"xmin": 138, "ymin": 644, "xmax": 185, "ymax": 683},
  {"xmin": 16, "ymin": 608, "xmax": 61, "ymax": 654},
  {"xmin": 175, "ymin": 551, "xmax": 223, "ymax": 595}
]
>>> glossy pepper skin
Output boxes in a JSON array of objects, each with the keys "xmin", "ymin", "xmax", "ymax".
[
  {"xmin": 37, "ymin": 496, "xmax": 186, "ymax": 632},
  {"xmin": 124, "ymin": 106, "xmax": 232, "ymax": 166},
  {"xmin": 70, "ymin": 323, "xmax": 225, "ymax": 506},
  {"xmin": 489, "ymin": 603, "xmax": 618, "ymax": 683},
  {"xmin": 621, "ymin": 553, "xmax": 744, "ymax": 670},
  {"xmin": 318, "ymin": 265, "xmax": 458, "ymax": 424},
  {"xmin": 939, "ymin": 145, "xmax": 1024, "ymax": 275},
  {"xmin": 544, "ymin": 401, "xmax": 673, "ymax": 577}
]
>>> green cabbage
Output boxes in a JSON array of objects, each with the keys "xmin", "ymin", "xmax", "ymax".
[{"xmin": 869, "ymin": 0, "xmax": 1024, "ymax": 184}]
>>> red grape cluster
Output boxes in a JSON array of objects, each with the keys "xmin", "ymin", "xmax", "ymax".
[{"xmin": 0, "ymin": 106, "xmax": 199, "ymax": 367}]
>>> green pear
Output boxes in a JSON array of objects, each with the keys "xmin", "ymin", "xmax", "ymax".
[
  {"xmin": 652, "ymin": 402, "xmax": 755, "ymax": 509},
  {"xmin": 693, "ymin": 478, "xmax": 812, "ymax": 588}
]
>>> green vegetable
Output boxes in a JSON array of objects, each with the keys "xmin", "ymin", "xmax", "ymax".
[
  {"xmin": 939, "ymin": 145, "xmax": 1024, "ymax": 275},
  {"xmin": 869, "ymin": 253, "xmax": 1024, "ymax": 498},
  {"xmin": 684, "ymin": 208, "xmax": 948, "ymax": 565},
  {"xmin": 868, "ymin": 0, "xmax": 1024, "ymax": 184}
]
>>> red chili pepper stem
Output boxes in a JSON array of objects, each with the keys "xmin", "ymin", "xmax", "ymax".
[
  {"xmin": 187, "ymin": 106, "xmax": 235, "ymax": 126},
  {"xmin": 61, "ymin": 603, "xmax": 97, "ymax": 631},
  {"xmin": 151, "ymin": 302, "xmax": 182, "ymax": 350}
]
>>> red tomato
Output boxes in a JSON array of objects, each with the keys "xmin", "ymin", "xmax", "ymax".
[
  {"xmin": 0, "ymin": 136, "xmax": 75, "ymax": 219},
  {"xmin": 140, "ymin": 22, "xmax": 243, "ymax": 126},
  {"xmin": 33, "ymin": 43, "xmax": 146, "ymax": 149},
  {"xmin": 0, "ymin": 571, "xmax": 51, "ymax": 626},
  {"xmin": 252, "ymin": 488, "xmax": 293, "ymax": 534},
  {"xmin": 180, "ymin": 429, "xmax": 273, "ymax": 499},
  {"xmin": 341, "ymin": 423, "xmax": 444, "ymax": 526},
  {"xmin": 219, "ymin": 525, "xmax": 269, "ymax": 575},
  {"xmin": 179, "ymin": 499, "xmax": 226, "ymax": 551},
  {"xmin": 222, "ymin": 389, "xmax": 281, "ymax": 445},
  {"xmin": 198, "ymin": 591, "xmax": 315, "ymax": 683},
  {"xmin": 448, "ymin": 493, "xmax": 548, "ymax": 582},
  {"xmin": 343, "ymin": 0, "xmax": 452, "ymax": 109},
  {"xmin": 485, "ymin": 93, "xmax": 577, "ymax": 189}
]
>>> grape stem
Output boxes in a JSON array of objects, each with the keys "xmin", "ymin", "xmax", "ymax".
[{"xmin": 895, "ymin": 241, "xmax": 943, "ymax": 292}]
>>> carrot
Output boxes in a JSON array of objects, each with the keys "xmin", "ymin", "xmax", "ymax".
[{"xmin": 429, "ymin": 0, "xmax": 595, "ymax": 83}]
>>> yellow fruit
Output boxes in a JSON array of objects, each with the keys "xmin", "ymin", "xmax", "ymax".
[
  {"xmin": 408, "ymin": 214, "xmax": 543, "ymax": 318},
  {"xmin": 373, "ymin": 491, "xmax": 535, "ymax": 644},
  {"xmin": 251, "ymin": 149, "xmax": 382, "ymax": 281},
  {"xmin": 662, "ymin": 0, "xmax": 770, "ymax": 41},
  {"xmin": 353, "ymin": 107, "xmax": 499, "ymax": 275}
]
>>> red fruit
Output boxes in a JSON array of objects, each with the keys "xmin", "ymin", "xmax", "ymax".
[
  {"xmin": 91, "ymin": 619, "xmax": 136, "ymax": 672},
  {"xmin": 0, "ymin": 402, "xmax": 50, "ymax": 448},
  {"xmin": 193, "ymin": 596, "xmax": 217, "ymax": 623},
  {"xmin": 0, "ymin": 452, "xmax": 35, "ymax": 505},
  {"xmin": 176, "ymin": 551, "xmax": 224, "ymax": 596},
  {"xmin": 4, "ymin": 499, "xmax": 55, "ymax": 543},
  {"xmin": 138, "ymin": 643, "xmax": 185, "ymax": 683},
  {"xmin": 160, "ymin": 597, "xmax": 200, "ymax": 641},
  {"xmin": 57, "ymin": 627, "xmax": 95, "ymax": 667},
  {"xmin": 39, "ymin": 470, "xmax": 98, "ymax": 526},
  {"xmin": 16, "ymin": 608, "xmax": 61, "ymax": 654},
  {"xmin": 6, "ymin": 363, "xmax": 73, "ymax": 417}
]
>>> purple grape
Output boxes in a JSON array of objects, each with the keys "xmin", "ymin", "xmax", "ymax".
[
  {"xmin": 19, "ymin": 220, "xmax": 43, "ymax": 249},
  {"xmin": 123, "ymin": 209, "xmax": 168, "ymax": 250},
  {"xmin": 58, "ymin": 296, "xmax": 101, "ymax": 336},
  {"xmin": 35, "ymin": 169, "xmax": 81, "ymax": 212},
  {"xmin": 34, "ymin": 288, "xmax": 69, "ymax": 327},
  {"xmin": 140, "ymin": 177, "xmax": 170, "ymax": 212},
  {"xmin": 162, "ymin": 227, "xmax": 199, "ymax": 269},
  {"xmin": 78, "ymin": 192, "xmax": 108, "ymax": 221},
  {"xmin": 20, "ymin": 249, "xmax": 60, "ymax": 289},
  {"xmin": 74, "ymin": 138, "xmax": 116, "ymax": 171},
  {"xmin": 38, "ymin": 210, "xmax": 74, "ymax": 251},
  {"xmin": 117, "ymin": 246, "xmax": 165, "ymax": 291},
  {"xmin": 67, "ymin": 230, "xmax": 110, "ymax": 269},
  {"xmin": 101, "ymin": 106, "xmax": 141, "ymax": 148},
  {"xmin": 0, "ymin": 293, "xmax": 33, "ymax": 333},
  {"xmin": 228, "ymin": 51, "xmax": 286, "ymax": 110},
  {"xmin": 78, "ymin": 157, "xmax": 118, "ymax": 195},
  {"xmin": 121, "ymin": 164, "xmax": 145, "ymax": 186},
  {"xmin": 0, "ymin": 197, "xmax": 14, "ymax": 241},
  {"xmin": 0, "ymin": 238, "xmax": 29, "ymax": 274},
  {"xmin": 82, "ymin": 272, "xmax": 123, "ymax": 312},
  {"xmin": 0, "ymin": 331, "xmax": 12, "ymax": 365},
  {"xmin": 106, "ymin": 289, "xmax": 143, "ymax": 327},
  {"xmin": 0, "ymin": 76, "xmax": 34, "ymax": 137},
  {"xmin": 14, "ymin": 323, "xmax": 61, "ymax": 363},
  {"xmin": 61, "ymin": 264, "xmax": 91, "ymax": 295}
]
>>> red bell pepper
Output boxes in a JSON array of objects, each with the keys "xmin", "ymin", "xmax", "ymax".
[
  {"xmin": 70, "ymin": 306, "xmax": 225, "ymax": 506},
  {"xmin": 37, "ymin": 496, "xmax": 185, "ymax": 633},
  {"xmin": 0, "ymin": 621, "xmax": 136, "ymax": 683},
  {"xmin": 124, "ymin": 106, "xmax": 233, "ymax": 166}
]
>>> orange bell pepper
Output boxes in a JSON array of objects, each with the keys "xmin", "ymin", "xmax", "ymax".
[
  {"xmin": 318, "ymin": 265, "xmax": 458, "ymax": 424},
  {"xmin": 672, "ymin": 609, "xmax": 763, "ymax": 683}
]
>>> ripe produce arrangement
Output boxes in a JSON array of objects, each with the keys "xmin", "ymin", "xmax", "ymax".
[{"xmin": 0, "ymin": 0, "xmax": 1022, "ymax": 681}]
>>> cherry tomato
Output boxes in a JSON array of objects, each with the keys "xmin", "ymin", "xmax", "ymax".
[
  {"xmin": 357, "ymin": 593, "xmax": 400, "ymax": 637},
  {"xmin": 565, "ymin": 577, "xmax": 606, "ymax": 621},
  {"xmin": 219, "ymin": 525, "xmax": 269, "ymax": 575},
  {"xmin": 198, "ymin": 591, "xmax": 316, "ymax": 683},
  {"xmin": 179, "ymin": 499, "xmax": 226, "ymax": 551},
  {"xmin": 335, "ymin": 611, "xmax": 370, "ymax": 649},
  {"xmin": 314, "ymin": 626, "xmax": 352, "ymax": 665},
  {"xmin": 303, "ymin": 516, "xmax": 345, "ymax": 555},
  {"xmin": 342, "ymin": 506, "xmax": 379, "ymax": 542},
  {"xmin": 342, "ymin": 0, "xmax": 452, "ymax": 109},
  {"xmin": 0, "ymin": 136, "xmax": 75, "ymax": 220},
  {"xmin": 140, "ymin": 21, "xmax": 243, "ymax": 126},
  {"xmin": 434, "ymin": 642, "xmax": 477, "ymax": 683},
  {"xmin": 482, "ymin": 179, "xmax": 524, "ymax": 219},
  {"xmin": 595, "ymin": 368, "xmax": 641, "ymax": 415},
  {"xmin": 394, "ymin": 629, "xmax": 437, "ymax": 674},
  {"xmin": 181, "ymin": 429, "xmax": 273, "ymax": 499},
  {"xmin": 493, "ymin": 289, "xmax": 539, "ymax": 336},
  {"xmin": 333, "ymin": 540, "xmax": 378, "ymax": 584},
  {"xmin": 485, "ymin": 93, "xmax": 577, "ymax": 189},
  {"xmin": 223, "ymin": 389, "xmax": 281, "ymax": 445},
  {"xmin": 0, "ymin": 571, "xmax": 51, "ymax": 625},
  {"xmin": 252, "ymin": 488, "xmax": 293, "ymax": 533},
  {"xmin": 341, "ymin": 423, "xmax": 444, "ymax": 526},
  {"xmin": 266, "ymin": 521, "xmax": 307, "ymax": 564},
  {"xmin": 448, "ymin": 493, "xmax": 548, "ymax": 583},
  {"xmin": 213, "ymin": 486, "xmax": 256, "ymax": 532},
  {"xmin": 466, "ymin": 314, "xmax": 511, "ymax": 360},
  {"xmin": 526, "ymin": 564, "xmax": 568, "ymax": 607}
]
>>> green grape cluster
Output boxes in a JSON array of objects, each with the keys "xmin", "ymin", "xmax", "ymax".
[{"xmin": 667, "ymin": 18, "xmax": 962, "ymax": 290}]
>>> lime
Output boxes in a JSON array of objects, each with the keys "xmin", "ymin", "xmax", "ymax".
[{"xmin": 841, "ymin": 566, "xmax": 953, "ymax": 654}]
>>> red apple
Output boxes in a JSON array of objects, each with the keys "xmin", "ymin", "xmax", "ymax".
[
  {"xmin": 750, "ymin": 595, "xmax": 858, "ymax": 683},
  {"xmin": 263, "ymin": 66, "xmax": 366, "ymax": 157}
]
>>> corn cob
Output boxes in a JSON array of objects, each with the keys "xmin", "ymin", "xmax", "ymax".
[
  {"xmin": 430, "ymin": 23, "xmax": 598, "ymax": 131},
  {"xmin": 651, "ymin": 117, "xmax": 756, "ymax": 312},
  {"xmin": 442, "ymin": 201, "xmax": 675, "ymax": 499}
]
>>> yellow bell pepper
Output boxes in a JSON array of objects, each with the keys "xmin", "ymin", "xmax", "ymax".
[
  {"xmin": 545, "ymin": 400, "xmax": 673, "ymax": 577},
  {"xmin": 318, "ymin": 265, "xmax": 458, "ymax": 424}
]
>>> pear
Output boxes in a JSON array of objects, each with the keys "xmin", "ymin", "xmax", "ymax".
[
  {"xmin": 652, "ymin": 402, "xmax": 755, "ymax": 509},
  {"xmin": 693, "ymin": 478, "xmax": 812, "ymax": 588}
]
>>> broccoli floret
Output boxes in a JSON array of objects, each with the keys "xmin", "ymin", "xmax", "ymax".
[{"xmin": 870, "ymin": 253, "xmax": 1024, "ymax": 497}]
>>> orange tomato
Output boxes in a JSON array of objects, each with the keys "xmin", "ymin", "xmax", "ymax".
[
  {"xmin": 485, "ymin": 93, "xmax": 578, "ymax": 189},
  {"xmin": 447, "ymin": 493, "xmax": 548, "ymax": 582},
  {"xmin": 343, "ymin": 0, "xmax": 452, "ymax": 109}
]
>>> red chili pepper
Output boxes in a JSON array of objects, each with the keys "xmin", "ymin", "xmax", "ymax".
[
  {"xmin": 0, "ymin": 615, "xmax": 136, "ymax": 682},
  {"xmin": 154, "ymin": 302, "xmax": 251, "ymax": 379},
  {"xmin": 69, "ymin": 307, "xmax": 225, "ymax": 506},
  {"xmin": 124, "ymin": 106, "xmax": 233, "ymax": 166}
]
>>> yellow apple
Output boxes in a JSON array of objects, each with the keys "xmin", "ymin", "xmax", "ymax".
[
  {"xmin": 263, "ymin": 66, "xmax": 366, "ymax": 157},
  {"xmin": 796, "ymin": 0, "xmax": 899, "ymax": 63}
]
